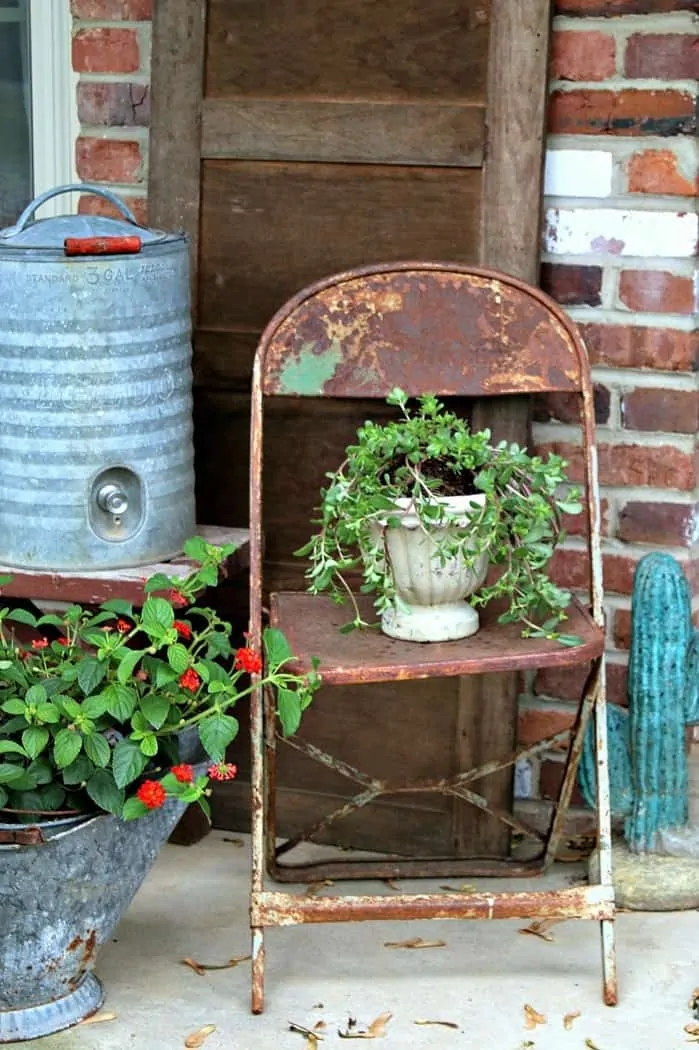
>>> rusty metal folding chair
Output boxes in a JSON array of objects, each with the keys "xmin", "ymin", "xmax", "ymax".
[{"xmin": 248, "ymin": 262, "xmax": 616, "ymax": 1013}]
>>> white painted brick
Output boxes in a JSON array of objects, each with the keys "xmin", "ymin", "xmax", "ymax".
[
  {"xmin": 543, "ymin": 207, "xmax": 699, "ymax": 258},
  {"xmin": 544, "ymin": 149, "xmax": 613, "ymax": 198}
]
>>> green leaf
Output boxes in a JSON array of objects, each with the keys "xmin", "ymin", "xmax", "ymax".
[
  {"xmin": 152, "ymin": 662, "xmax": 179, "ymax": 689},
  {"xmin": 139, "ymin": 693, "xmax": 171, "ymax": 730},
  {"xmin": 6, "ymin": 608, "xmax": 37, "ymax": 627},
  {"xmin": 141, "ymin": 597, "xmax": 175, "ymax": 632},
  {"xmin": 197, "ymin": 563, "xmax": 218, "ymax": 588},
  {"xmin": 25, "ymin": 684, "xmax": 47, "ymax": 705},
  {"xmin": 1, "ymin": 698, "xmax": 27, "ymax": 715},
  {"xmin": 81, "ymin": 693, "xmax": 109, "ymax": 719},
  {"xmin": 183, "ymin": 535, "xmax": 210, "ymax": 561},
  {"xmin": 84, "ymin": 732, "xmax": 111, "ymax": 768},
  {"xmin": 198, "ymin": 713, "xmax": 239, "ymax": 761},
  {"xmin": 62, "ymin": 753, "xmax": 94, "ymax": 785},
  {"xmin": 85, "ymin": 769, "xmax": 124, "ymax": 816},
  {"xmin": 122, "ymin": 796, "xmax": 149, "ymax": 820},
  {"xmin": 53, "ymin": 728, "xmax": 82, "ymax": 768},
  {"xmin": 112, "ymin": 739, "xmax": 148, "ymax": 788},
  {"xmin": 36, "ymin": 702, "xmax": 61, "ymax": 724},
  {"xmin": 36, "ymin": 613, "xmax": 66, "ymax": 628},
  {"xmin": 100, "ymin": 598, "xmax": 134, "ymax": 617},
  {"xmin": 0, "ymin": 762, "xmax": 26, "ymax": 785},
  {"xmin": 0, "ymin": 739, "xmax": 27, "ymax": 756},
  {"xmin": 142, "ymin": 572, "xmax": 173, "ymax": 594},
  {"xmin": 139, "ymin": 734, "xmax": 158, "ymax": 758},
  {"xmin": 77, "ymin": 657, "xmax": 106, "ymax": 696},
  {"xmin": 116, "ymin": 649, "xmax": 145, "ymax": 685},
  {"xmin": 167, "ymin": 643, "xmax": 190, "ymax": 674},
  {"xmin": 263, "ymin": 627, "xmax": 292, "ymax": 668},
  {"xmin": 21, "ymin": 726, "xmax": 49, "ymax": 759},
  {"xmin": 277, "ymin": 688, "xmax": 302, "ymax": 737}
]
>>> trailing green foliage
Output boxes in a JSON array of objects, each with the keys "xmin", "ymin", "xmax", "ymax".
[{"xmin": 297, "ymin": 389, "xmax": 582, "ymax": 642}]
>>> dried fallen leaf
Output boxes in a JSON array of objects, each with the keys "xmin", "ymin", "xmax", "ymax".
[
  {"xmin": 384, "ymin": 937, "xmax": 447, "ymax": 949},
  {"xmin": 289, "ymin": 1021, "xmax": 324, "ymax": 1042},
  {"xmin": 523, "ymin": 1004, "xmax": 546, "ymax": 1030},
  {"xmin": 517, "ymin": 1043, "xmax": 535, "ymax": 1050},
  {"xmin": 184, "ymin": 1024, "xmax": 216, "ymax": 1048},
  {"xmin": 414, "ymin": 1019, "xmax": 460, "ymax": 1030},
  {"xmin": 690, "ymin": 989, "xmax": 699, "ymax": 1015},
  {"xmin": 79, "ymin": 1011, "xmax": 117, "ymax": 1026},
  {"xmin": 518, "ymin": 918, "xmax": 565, "ymax": 943},
  {"xmin": 314, "ymin": 1021, "xmax": 327, "ymax": 1032},
  {"xmin": 338, "ymin": 1012, "xmax": 393, "ymax": 1039},
  {"xmin": 222, "ymin": 836, "xmax": 244, "ymax": 847},
  {"xmin": 685, "ymin": 1023, "xmax": 699, "ymax": 1036},
  {"xmin": 439, "ymin": 884, "xmax": 476, "ymax": 894},
  {"xmin": 312, "ymin": 1003, "xmax": 324, "ymax": 1009},
  {"xmin": 584, "ymin": 1040, "xmax": 603, "ymax": 1050},
  {"xmin": 383, "ymin": 879, "xmax": 401, "ymax": 890},
  {"xmin": 305, "ymin": 879, "xmax": 335, "ymax": 897},
  {"xmin": 563, "ymin": 1010, "xmax": 581, "ymax": 1030},
  {"xmin": 181, "ymin": 954, "xmax": 250, "ymax": 974}
]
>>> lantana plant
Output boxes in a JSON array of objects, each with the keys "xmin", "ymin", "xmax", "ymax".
[{"xmin": 0, "ymin": 537, "xmax": 320, "ymax": 822}]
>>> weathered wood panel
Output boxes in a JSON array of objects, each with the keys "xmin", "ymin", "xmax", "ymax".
[
  {"xmin": 201, "ymin": 99, "xmax": 485, "ymax": 167},
  {"xmin": 198, "ymin": 162, "xmax": 482, "ymax": 330},
  {"xmin": 149, "ymin": 0, "xmax": 206, "ymax": 304},
  {"xmin": 205, "ymin": 0, "xmax": 490, "ymax": 101}
]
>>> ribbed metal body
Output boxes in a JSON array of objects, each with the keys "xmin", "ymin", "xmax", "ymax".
[{"xmin": 0, "ymin": 185, "xmax": 195, "ymax": 570}]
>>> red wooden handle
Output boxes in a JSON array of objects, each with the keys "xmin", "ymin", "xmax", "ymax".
[{"xmin": 64, "ymin": 236, "xmax": 142, "ymax": 256}]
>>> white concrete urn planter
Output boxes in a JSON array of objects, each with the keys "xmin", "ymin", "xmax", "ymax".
[{"xmin": 377, "ymin": 494, "xmax": 488, "ymax": 643}]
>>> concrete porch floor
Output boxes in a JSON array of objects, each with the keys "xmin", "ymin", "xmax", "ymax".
[{"xmin": 9, "ymin": 830, "xmax": 699, "ymax": 1050}]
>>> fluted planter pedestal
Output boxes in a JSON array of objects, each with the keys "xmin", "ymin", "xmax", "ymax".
[{"xmin": 378, "ymin": 495, "xmax": 488, "ymax": 643}]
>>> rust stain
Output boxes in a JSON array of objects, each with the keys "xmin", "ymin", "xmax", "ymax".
[{"xmin": 67, "ymin": 934, "xmax": 83, "ymax": 953}]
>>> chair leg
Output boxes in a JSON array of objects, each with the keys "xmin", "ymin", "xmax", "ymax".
[
  {"xmin": 251, "ymin": 926, "xmax": 265, "ymax": 1014},
  {"xmin": 250, "ymin": 680, "xmax": 266, "ymax": 1012},
  {"xmin": 594, "ymin": 658, "xmax": 618, "ymax": 1007}
]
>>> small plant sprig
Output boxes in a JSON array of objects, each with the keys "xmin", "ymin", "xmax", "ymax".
[
  {"xmin": 0, "ymin": 537, "xmax": 320, "ymax": 822},
  {"xmin": 296, "ymin": 389, "xmax": 583, "ymax": 644}
]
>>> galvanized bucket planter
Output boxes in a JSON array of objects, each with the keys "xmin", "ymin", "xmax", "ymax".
[{"xmin": 0, "ymin": 794, "xmax": 195, "ymax": 1042}]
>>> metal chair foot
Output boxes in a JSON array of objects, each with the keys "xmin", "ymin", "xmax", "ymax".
[
  {"xmin": 251, "ymin": 927, "xmax": 265, "ymax": 1014},
  {"xmin": 600, "ymin": 918, "xmax": 618, "ymax": 1006}
]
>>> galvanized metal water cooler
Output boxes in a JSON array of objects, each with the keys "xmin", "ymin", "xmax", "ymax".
[{"xmin": 0, "ymin": 184, "xmax": 196, "ymax": 571}]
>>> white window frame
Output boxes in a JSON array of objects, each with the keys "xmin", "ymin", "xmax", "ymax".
[{"xmin": 29, "ymin": 0, "xmax": 79, "ymax": 216}]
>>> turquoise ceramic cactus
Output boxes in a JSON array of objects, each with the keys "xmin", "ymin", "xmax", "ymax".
[{"xmin": 580, "ymin": 553, "xmax": 693, "ymax": 853}]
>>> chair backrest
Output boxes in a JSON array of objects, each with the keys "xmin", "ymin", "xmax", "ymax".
[
  {"xmin": 255, "ymin": 262, "xmax": 593, "ymax": 401},
  {"xmin": 249, "ymin": 262, "xmax": 602, "ymax": 631}
]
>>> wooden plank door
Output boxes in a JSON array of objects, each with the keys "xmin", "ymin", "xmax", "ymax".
[{"xmin": 149, "ymin": 0, "xmax": 552, "ymax": 857}]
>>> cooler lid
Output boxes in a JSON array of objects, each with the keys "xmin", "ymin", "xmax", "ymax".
[{"xmin": 0, "ymin": 185, "xmax": 182, "ymax": 251}]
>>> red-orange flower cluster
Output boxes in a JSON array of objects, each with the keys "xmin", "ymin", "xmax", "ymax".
[
  {"xmin": 136, "ymin": 780, "xmax": 166, "ymax": 810},
  {"xmin": 31, "ymin": 638, "xmax": 49, "ymax": 650},
  {"xmin": 171, "ymin": 763, "xmax": 194, "ymax": 783},
  {"xmin": 116, "ymin": 619, "xmax": 131, "ymax": 634},
  {"xmin": 207, "ymin": 762, "xmax": 238, "ymax": 782},
  {"xmin": 174, "ymin": 620, "xmax": 192, "ymax": 640},
  {"xmin": 234, "ymin": 647, "xmax": 262, "ymax": 674},
  {"xmin": 179, "ymin": 668, "xmax": 201, "ymax": 692},
  {"xmin": 169, "ymin": 589, "xmax": 187, "ymax": 608}
]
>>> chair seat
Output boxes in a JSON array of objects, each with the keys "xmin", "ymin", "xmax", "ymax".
[{"xmin": 270, "ymin": 592, "xmax": 604, "ymax": 686}]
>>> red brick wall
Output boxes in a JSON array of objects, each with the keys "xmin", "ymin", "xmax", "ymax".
[
  {"xmin": 71, "ymin": 0, "xmax": 151, "ymax": 224},
  {"xmin": 71, "ymin": 0, "xmax": 698, "ymax": 824}
]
